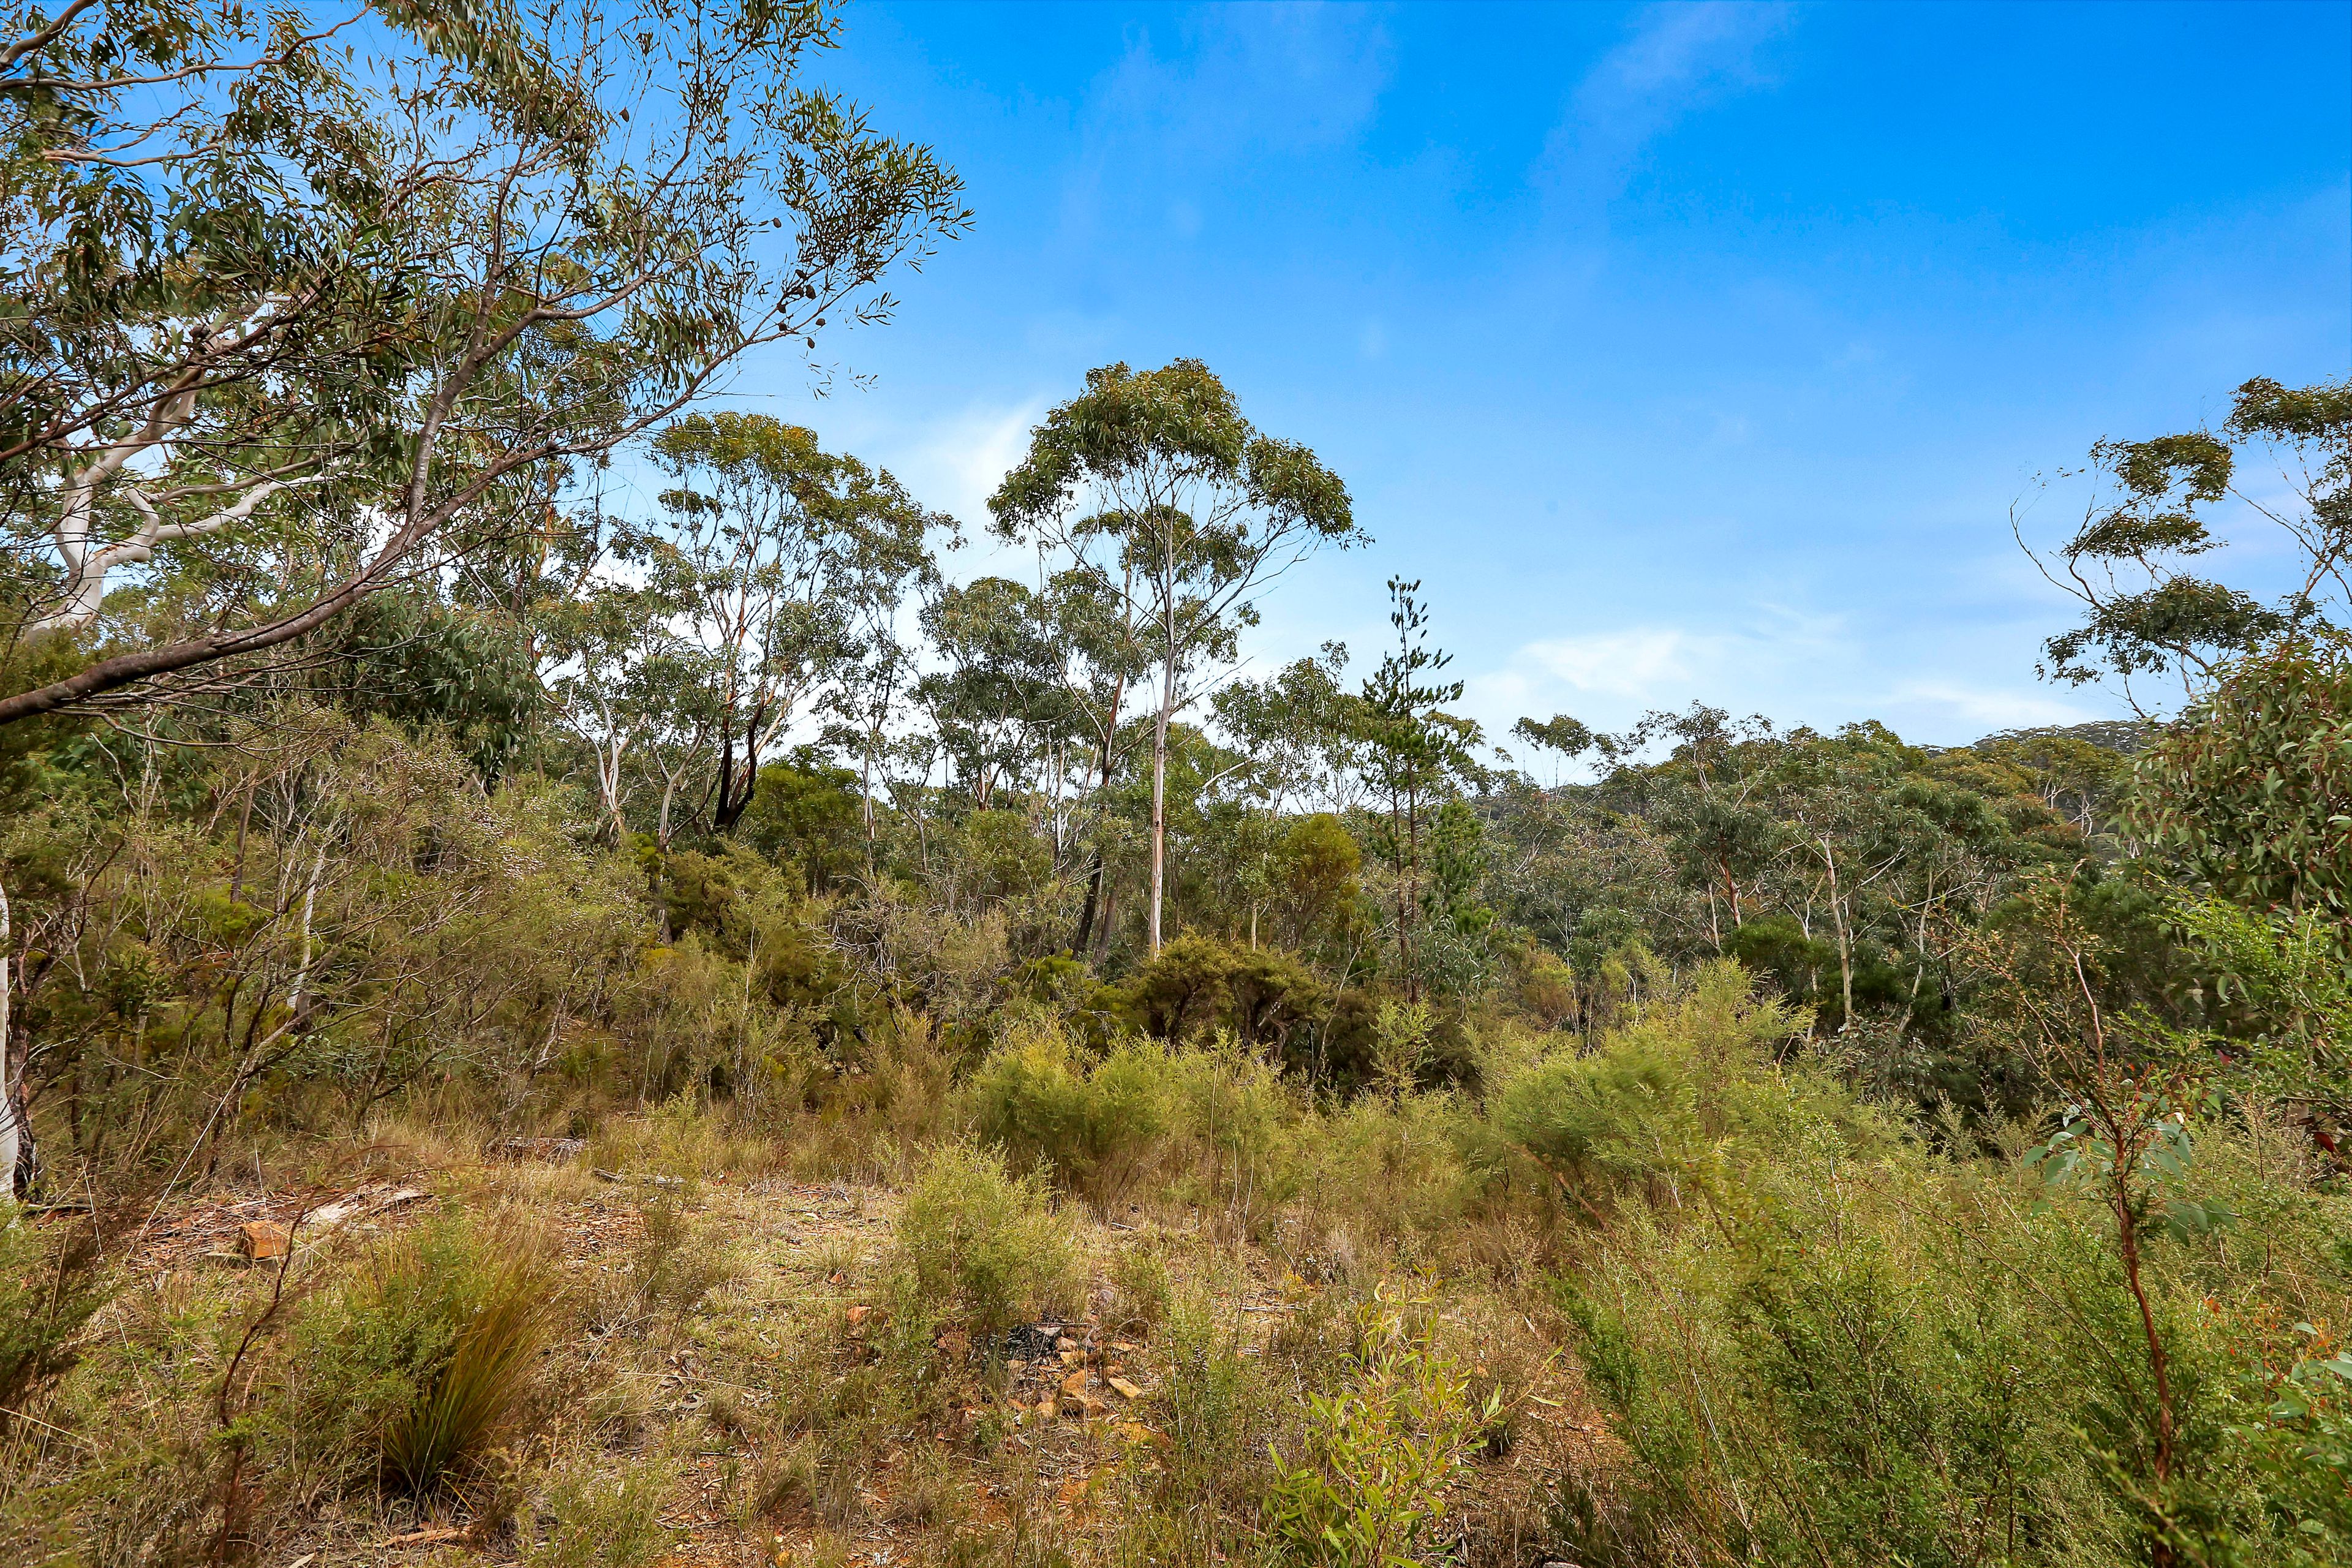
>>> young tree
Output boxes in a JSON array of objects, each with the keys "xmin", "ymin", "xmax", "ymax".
[
  {"xmin": 1608, "ymin": 704, "xmax": 1788, "ymax": 951},
  {"xmin": 1038, "ymin": 563, "xmax": 1152, "ymax": 957},
  {"xmin": 540, "ymin": 579, "xmax": 696, "ymax": 845},
  {"xmin": 1351, "ymin": 579, "xmax": 1481, "ymax": 1002},
  {"xmin": 1212, "ymin": 646, "xmax": 1354, "ymax": 949},
  {"xmin": 0, "ymin": 0, "xmax": 968, "ymax": 725},
  {"xmin": 989, "ymin": 360, "xmax": 1359, "ymax": 954}
]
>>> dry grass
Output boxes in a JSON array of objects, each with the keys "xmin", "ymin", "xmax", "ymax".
[{"xmin": 1, "ymin": 1094, "xmax": 1602, "ymax": 1568}]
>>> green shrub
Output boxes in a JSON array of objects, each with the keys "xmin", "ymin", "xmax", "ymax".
[
  {"xmin": 1108, "ymin": 1242, "xmax": 1173, "ymax": 1334},
  {"xmin": 0, "ymin": 1213, "xmax": 115, "ymax": 1424},
  {"xmin": 295, "ymin": 1212, "xmax": 560, "ymax": 1494},
  {"xmin": 967, "ymin": 1030, "xmax": 1171, "ymax": 1197},
  {"xmin": 1150, "ymin": 1280, "xmax": 1271, "ymax": 1544},
  {"xmin": 888, "ymin": 1141, "xmax": 1074, "ymax": 1348},
  {"xmin": 611, "ymin": 1196, "xmax": 734, "ymax": 1326},
  {"xmin": 1265, "ymin": 1291, "xmax": 1496, "ymax": 1568},
  {"xmin": 1548, "ymin": 1098, "xmax": 2352, "ymax": 1568},
  {"xmin": 1494, "ymin": 962, "xmax": 1839, "ymax": 1208}
]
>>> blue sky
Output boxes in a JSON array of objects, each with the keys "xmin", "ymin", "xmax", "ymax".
[{"xmin": 734, "ymin": 0, "xmax": 2351, "ymax": 748}]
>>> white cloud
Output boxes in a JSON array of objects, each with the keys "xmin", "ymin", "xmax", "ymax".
[
  {"xmin": 879, "ymin": 398, "xmax": 1048, "ymax": 537},
  {"xmin": 1463, "ymin": 603, "xmax": 1847, "ymax": 734},
  {"xmin": 1460, "ymin": 601, "xmax": 2115, "ymax": 751},
  {"xmin": 1538, "ymin": 1, "xmax": 1792, "ymax": 207},
  {"xmin": 1509, "ymin": 625, "xmax": 1710, "ymax": 699},
  {"xmin": 1093, "ymin": 4, "xmax": 1395, "ymax": 157},
  {"xmin": 1882, "ymin": 680, "xmax": 2097, "ymax": 733}
]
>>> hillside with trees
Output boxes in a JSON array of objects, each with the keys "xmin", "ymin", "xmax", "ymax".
[{"xmin": 3, "ymin": 5, "xmax": 2350, "ymax": 1567}]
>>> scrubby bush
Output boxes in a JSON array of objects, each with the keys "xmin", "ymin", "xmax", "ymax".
[
  {"xmin": 293, "ymin": 1212, "xmax": 562, "ymax": 1494},
  {"xmin": 1494, "ymin": 962, "xmax": 1853, "ymax": 1210},
  {"xmin": 887, "ymin": 1141, "xmax": 1074, "ymax": 1349},
  {"xmin": 967, "ymin": 1029, "xmax": 1172, "ymax": 1199},
  {"xmin": 0, "ymin": 1212, "xmax": 115, "ymax": 1424},
  {"xmin": 1539, "ymin": 968, "xmax": 2352, "ymax": 1568},
  {"xmin": 1143, "ymin": 1278, "xmax": 1276, "ymax": 1558},
  {"xmin": 604, "ymin": 1196, "xmax": 736, "ymax": 1329}
]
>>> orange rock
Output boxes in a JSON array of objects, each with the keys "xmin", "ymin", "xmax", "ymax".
[
  {"xmin": 1107, "ymin": 1376, "xmax": 1143, "ymax": 1401},
  {"xmin": 238, "ymin": 1221, "xmax": 290, "ymax": 1261}
]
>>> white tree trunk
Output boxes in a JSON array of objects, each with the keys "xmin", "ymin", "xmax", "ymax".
[
  {"xmin": 0, "ymin": 872, "xmax": 20, "ymax": 1200},
  {"xmin": 1149, "ymin": 661, "xmax": 1174, "ymax": 956}
]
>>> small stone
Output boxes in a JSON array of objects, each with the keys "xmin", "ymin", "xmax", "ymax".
[
  {"xmin": 238, "ymin": 1221, "xmax": 290, "ymax": 1261},
  {"xmin": 1107, "ymin": 1376, "xmax": 1143, "ymax": 1401}
]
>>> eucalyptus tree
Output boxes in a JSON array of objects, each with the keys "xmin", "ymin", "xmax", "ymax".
[
  {"xmin": 646, "ymin": 413, "xmax": 947, "ymax": 832},
  {"xmin": 2023, "ymin": 375, "xmax": 2352, "ymax": 712},
  {"xmin": 913, "ymin": 575, "xmax": 1070, "ymax": 813},
  {"xmin": 0, "ymin": 0, "xmax": 968, "ymax": 726},
  {"xmin": 1599, "ymin": 704, "xmax": 1788, "ymax": 950},
  {"xmin": 1210, "ymin": 647, "xmax": 1354, "ymax": 948},
  {"xmin": 1038, "ymin": 564, "xmax": 1152, "ymax": 956},
  {"xmin": 821, "ymin": 620, "xmax": 919, "ymax": 856},
  {"xmin": 989, "ymin": 360, "xmax": 1359, "ymax": 954},
  {"xmin": 540, "ymin": 579, "xmax": 699, "ymax": 845}
]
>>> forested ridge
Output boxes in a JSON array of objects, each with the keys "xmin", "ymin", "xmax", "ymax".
[{"xmin": 4, "ymin": 6, "xmax": 2351, "ymax": 1567}]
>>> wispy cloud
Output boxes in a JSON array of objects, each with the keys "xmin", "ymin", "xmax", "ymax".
[
  {"xmin": 1092, "ymin": 4, "xmax": 1396, "ymax": 157},
  {"xmin": 1464, "ymin": 602, "xmax": 1847, "ymax": 733},
  {"xmin": 1058, "ymin": 4, "xmax": 1395, "ymax": 246},
  {"xmin": 1461, "ymin": 603, "xmax": 2093, "ymax": 747},
  {"xmin": 1538, "ymin": 1, "xmax": 1793, "ymax": 208},
  {"xmin": 892, "ymin": 398, "xmax": 1049, "ymax": 540},
  {"xmin": 1884, "ymin": 680, "xmax": 2097, "ymax": 733}
]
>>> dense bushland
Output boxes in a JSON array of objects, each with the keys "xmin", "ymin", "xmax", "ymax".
[{"xmin": 5, "ymin": 2, "xmax": 2352, "ymax": 1558}]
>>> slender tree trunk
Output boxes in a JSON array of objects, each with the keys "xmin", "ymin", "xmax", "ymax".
[
  {"xmin": 1149, "ymin": 654, "xmax": 1175, "ymax": 956},
  {"xmin": 1095, "ymin": 872, "xmax": 1118, "ymax": 962},
  {"xmin": 1822, "ymin": 839, "xmax": 1853, "ymax": 1027},
  {"xmin": 1072, "ymin": 714, "xmax": 1121, "ymax": 957},
  {"xmin": 1075, "ymin": 846, "xmax": 1106, "ymax": 957},
  {"xmin": 229, "ymin": 780, "xmax": 255, "ymax": 907},
  {"xmin": 288, "ymin": 839, "xmax": 329, "ymax": 1023},
  {"xmin": 861, "ymin": 747, "xmax": 876, "ymax": 851},
  {"xmin": 0, "ymin": 872, "xmax": 24, "ymax": 1199},
  {"xmin": 2109, "ymin": 1129, "xmax": 2177, "ymax": 1560}
]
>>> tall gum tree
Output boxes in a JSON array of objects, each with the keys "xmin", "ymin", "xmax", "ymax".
[
  {"xmin": 0, "ymin": 0, "xmax": 966, "ymax": 1193},
  {"xmin": 988, "ymin": 360, "xmax": 1359, "ymax": 955},
  {"xmin": 0, "ymin": 0, "xmax": 969, "ymax": 726},
  {"xmin": 643, "ymin": 413, "xmax": 949, "ymax": 834}
]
